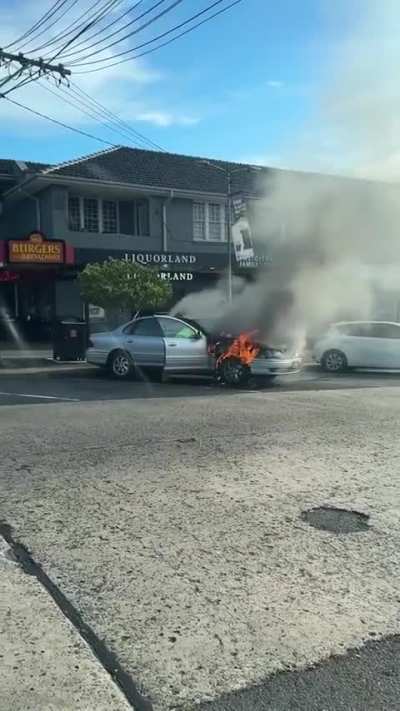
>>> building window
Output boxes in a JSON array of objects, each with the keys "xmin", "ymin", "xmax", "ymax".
[
  {"xmin": 208, "ymin": 203, "xmax": 223, "ymax": 241},
  {"xmin": 193, "ymin": 202, "xmax": 206, "ymax": 240},
  {"xmin": 68, "ymin": 196, "xmax": 81, "ymax": 231},
  {"xmin": 83, "ymin": 198, "xmax": 99, "ymax": 232},
  {"xmin": 193, "ymin": 202, "xmax": 226, "ymax": 241},
  {"xmin": 102, "ymin": 200, "xmax": 118, "ymax": 233},
  {"xmin": 134, "ymin": 199, "xmax": 150, "ymax": 236},
  {"xmin": 68, "ymin": 196, "xmax": 119, "ymax": 234}
]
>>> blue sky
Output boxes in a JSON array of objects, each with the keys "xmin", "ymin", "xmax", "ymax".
[{"xmin": 0, "ymin": 0, "xmax": 365, "ymax": 168}]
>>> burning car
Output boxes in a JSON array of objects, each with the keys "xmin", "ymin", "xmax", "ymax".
[
  {"xmin": 86, "ymin": 314, "xmax": 302, "ymax": 385},
  {"xmin": 206, "ymin": 328, "xmax": 301, "ymax": 386}
]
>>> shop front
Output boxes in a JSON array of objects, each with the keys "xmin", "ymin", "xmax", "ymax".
[
  {"xmin": 0, "ymin": 231, "xmax": 75, "ymax": 344},
  {"xmin": 76, "ymin": 246, "xmax": 228, "ymax": 301}
]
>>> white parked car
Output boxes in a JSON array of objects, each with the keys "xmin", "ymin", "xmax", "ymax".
[{"xmin": 313, "ymin": 321, "xmax": 400, "ymax": 372}]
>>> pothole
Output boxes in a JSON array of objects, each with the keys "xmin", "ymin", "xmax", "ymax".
[{"xmin": 301, "ymin": 506, "xmax": 370, "ymax": 534}]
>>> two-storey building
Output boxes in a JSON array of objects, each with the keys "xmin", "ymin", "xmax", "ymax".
[{"xmin": 0, "ymin": 146, "xmax": 267, "ymax": 342}]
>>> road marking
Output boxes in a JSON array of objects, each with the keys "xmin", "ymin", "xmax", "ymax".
[{"xmin": 0, "ymin": 391, "xmax": 79, "ymax": 402}]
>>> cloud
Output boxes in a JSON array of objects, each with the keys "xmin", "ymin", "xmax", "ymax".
[
  {"xmin": 267, "ymin": 80, "xmax": 284, "ymax": 88},
  {"xmin": 134, "ymin": 111, "xmax": 199, "ymax": 128}
]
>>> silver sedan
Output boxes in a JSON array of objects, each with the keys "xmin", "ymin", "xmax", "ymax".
[{"xmin": 86, "ymin": 314, "xmax": 302, "ymax": 381}]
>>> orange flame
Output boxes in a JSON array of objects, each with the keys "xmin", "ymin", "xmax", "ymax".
[{"xmin": 217, "ymin": 330, "xmax": 261, "ymax": 366}]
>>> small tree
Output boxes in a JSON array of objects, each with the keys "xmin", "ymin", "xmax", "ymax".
[{"xmin": 79, "ymin": 259, "xmax": 172, "ymax": 325}]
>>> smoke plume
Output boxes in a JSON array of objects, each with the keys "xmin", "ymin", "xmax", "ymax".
[{"xmin": 173, "ymin": 1, "xmax": 400, "ymax": 348}]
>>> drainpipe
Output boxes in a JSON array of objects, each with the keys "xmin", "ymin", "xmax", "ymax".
[{"xmin": 162, "ymin": 189, "xmax": 174, "ymax": 252}]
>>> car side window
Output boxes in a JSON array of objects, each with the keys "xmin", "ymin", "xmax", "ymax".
[
  {"xmin": 369, "ymin": 324, "xmax": 400, "ymax": 339},
  {"xmin": 130, "ymin": 318, "xmax": 163, "ymax": 337},
  {"xmin": 158, "ymin": 317, "xmax": 198, "ymax": 339},
  {"xmin": 348, "ymin": 324, "xmax": 373, "ymax": 337}
]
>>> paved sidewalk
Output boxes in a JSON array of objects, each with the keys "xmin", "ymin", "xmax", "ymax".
[{"xmin": 0, "ymin": 536, "xmax": 131, "ymax": 711}]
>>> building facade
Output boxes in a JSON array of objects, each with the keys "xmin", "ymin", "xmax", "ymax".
[
  {"xmin": 0, "ymin": 148, "xmax": 270, "ymax": 342},
  {"xmin": 1, "ymin": 146, "xmax": 397, "ymax": 345}
]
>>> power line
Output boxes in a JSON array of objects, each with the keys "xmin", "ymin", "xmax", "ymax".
[
  {"xmin": 49, "ymin": 0, "xmax": 125, "ymax": 62},
  {"xmin": 3, "ymin": 0, "xmax": 67, "ymax": 50},
  {"xmin": 62, "ymin": 0, "xmax": 184, "ymax": 63},
  {"xmin": 47, "ymin": 0, "xmax": 147, "ymax": 59},
  {"xmin": 25, "ymin": 0, "xmax": 121, "ymax": 55},
  {"xmin": 69, "ymin": 0, "xmax": 230, "ymax": 67},
  {"xmin": 39, "ymin": 78, "xmax": 163, "ymax": 150},
  {"xmin": 0, "ymin": 2, "xmax": 120, "ymax": 97},
  {"xmin": 16, "ymin": 0, "xmax": 82, "ymax": 53},
  {"xmin": 67, "ymin": 81, "xmax": 168, "ymax": 151},
  {"xmin": 0, "ymin": 93, "xmax": 119, "ymax": 147},
  {"xmin": 74, "ymin": 0, "xmax": 244, "ymax": 73}
]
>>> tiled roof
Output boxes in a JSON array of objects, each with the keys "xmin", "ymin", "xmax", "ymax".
[
  {"xmin": 44, "ymin": 146, "xmax": 270, "ymax": 195},
  {"xmin": 0, "ymin": 159, "xmax": 51, "ymax": 177}
]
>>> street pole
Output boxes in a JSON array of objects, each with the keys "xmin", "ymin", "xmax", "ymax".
[
  {"xmin": 200, "ymin": 160, "xmax": 262, "ymax": 305},
  {"xmin": 227, "ymin": 171, "xmax": 233, "ymax": 303},
  {"xmin": 0, "ymin": 49, "xmax": 70, "ymax": 92}
]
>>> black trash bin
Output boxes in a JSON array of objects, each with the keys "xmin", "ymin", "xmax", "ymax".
[{"xmin": 53, "ymin": 320, "xmax": 88, "ymax": 361}]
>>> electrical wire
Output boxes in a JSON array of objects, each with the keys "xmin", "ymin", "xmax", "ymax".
[
  {"xmin": 69, "ymin": 0, "xmax": 230, "ymax": 67},
  {"xmin": 3, "ymin": 0, "xmax": 67, "ymax": 49},
  {"xmin": 67, "ymin": 80, "xmax": 168, "ymax": 151},
  {"xmin": 0, "ymin": 93, "xmax": 119, "ymax": 147},
  {"xmin": 39, "ymin": 78, "xmax": 166, "ymax": 151},
  {"xmin": 48, "ymin": 0, "xmax": 126, "ymax": 62},
  {"xmin": 61, "ymin": 0, "xmax": 184, "ymax": 63},
  {"xmin": 59, "ymin": 0, "xmax": 169, "ymax": 60},
  {"xmin": 17, "ymin": 0, "xmax": 82, "ymax": 53},
  {"xmin": 0, "ymin": 1, "xmax": 123, "ymax": 97},
  {"xmin": 38, "ymin": 79, "xmax": 143, "ymax": 147},
  {"xmin": 74, "ymin": 0, "xmax": 243, "ymax": 73},
  {"xmin": 25, "ymin": 0, "xmax": 121, "ymax": 55},
  {"xmin": 43, "ymin": 0, "xmax": 146, "ymax": 58}
]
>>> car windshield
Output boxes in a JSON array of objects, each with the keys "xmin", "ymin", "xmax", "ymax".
[{"xmin": 2, "ymin": 3, "xmax": 399, "ymax": 710}]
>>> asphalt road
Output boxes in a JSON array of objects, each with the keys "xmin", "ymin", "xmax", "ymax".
[
  {"xmin": 0, "ymin": 363, "xmax": 400, "ymax": 406},
  {"xmin": 1, "ymin": 366, "xmax": 400, "ymax": 709}
]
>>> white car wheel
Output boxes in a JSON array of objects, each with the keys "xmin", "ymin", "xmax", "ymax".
[{"xmin": 322, "ymin": 349, "xmax": 347, "ymax": 373}]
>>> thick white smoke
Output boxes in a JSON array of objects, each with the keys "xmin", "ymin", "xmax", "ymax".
[{"xmin": 173, "ymin": 1, "xmax": 400, "ymax": 348}]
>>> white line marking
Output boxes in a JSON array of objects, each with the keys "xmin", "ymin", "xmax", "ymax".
[{"xmin": 0, "ymin": 391, "xmax": 79, "ymax": 402}]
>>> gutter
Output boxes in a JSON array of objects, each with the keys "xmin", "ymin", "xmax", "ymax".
[{"xmin": 2, "ymin": 173, "xmax": 247, "ymax": 204}]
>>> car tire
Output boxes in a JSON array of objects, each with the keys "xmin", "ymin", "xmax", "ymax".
[
  {"xmin": 108, "ymin": 349, "xmax": 132, "ymax": 379},
  {"xmin": 216, "ymin": 356, "xmax": 251, "ymax": 387},
  {"xmin": 321, "ymin": 349, "xmax": 348, "ymax": 373}
]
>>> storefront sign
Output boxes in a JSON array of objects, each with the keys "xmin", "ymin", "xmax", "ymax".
[
  {"xmin": 159, "ymin": 272, "xmax": 194, "ymax": 281},
  {"xmin": 124, "ymin": 252, "xmax": 197, "ymax": 265},
  {"xmin": 8, "ymin": 232, "xmax": 64, "ymax": 264}
]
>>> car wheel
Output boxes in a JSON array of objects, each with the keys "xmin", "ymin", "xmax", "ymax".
[
  {"xmin": 108, "ymin": 350, "xmax": 132, "ymax": 379},
  {"xmin": 321, "ymin": 349, "xmax": 347, "ymax": 373},
  {"xmin": 217, "ymin": 356, "xmax": 251, "ymax": 387}
]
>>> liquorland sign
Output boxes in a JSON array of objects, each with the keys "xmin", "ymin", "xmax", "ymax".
[
  {"xmin": 9, "ymin": 232, "xmax": 64, "ymax": 264},
  {"xmin": 124, "ymin": 252, "xmax": 197, "ymax": 265}
]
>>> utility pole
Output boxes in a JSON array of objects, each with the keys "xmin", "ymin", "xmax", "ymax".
[
  {"xmin": 201, "ymin": 161, "xmax": 261, "ymax": 302},
  {"xmin": 226, "ymin": 170, "xmax": 233, "ymax": 304},
  {"xmin": 0, "ymin": 49, "xmax": 70, "ymax": 91}
]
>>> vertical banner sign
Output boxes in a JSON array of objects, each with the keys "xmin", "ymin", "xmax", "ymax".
[{"xmin": 231, "ymin": 198, "xmax": 256, "ymax": 265}]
